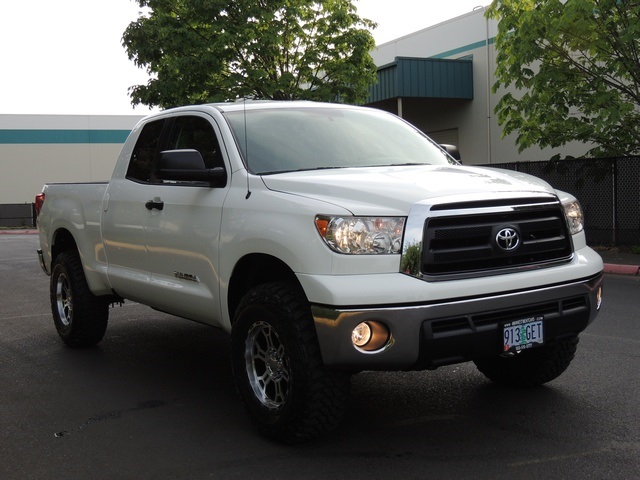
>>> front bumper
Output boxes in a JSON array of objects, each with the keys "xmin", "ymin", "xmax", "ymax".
[{"xmin": 311, "ymin": 272, "xmax": 603, "ymax": 371}]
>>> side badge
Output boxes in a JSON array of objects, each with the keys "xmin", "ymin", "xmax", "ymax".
[{"xmin": 173, "ymin": 271, "xmax": 200, "ymax": 283}]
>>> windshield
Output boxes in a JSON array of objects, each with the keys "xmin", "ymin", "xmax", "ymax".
[{"xmin": 223, "ymin": 106, "xmax": 457, "ymax": 174}]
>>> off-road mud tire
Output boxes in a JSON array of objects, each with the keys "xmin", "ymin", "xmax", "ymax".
[
  {"xmin": 50, "ymin": 251, "xmax": 109, "ymax": 347},
  {"xmin": 231, "ymin": 281, "xmax": 351, "ymax": 443},
  {"xmin": 474, "ymin": 336, "xmax": 579, "ymax": 387}
]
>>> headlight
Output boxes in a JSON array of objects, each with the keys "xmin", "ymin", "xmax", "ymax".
[
  {"xmin": 315, "ymin": 216, "xmax": 405, "ymax": 254},
  {"xmin": 563, "ymin": 200, "xmax": 584, "ymax": 235}
]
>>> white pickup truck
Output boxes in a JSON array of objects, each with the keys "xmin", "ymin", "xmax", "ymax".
[{"xmin": 36, "ymin": 101, "xmax": 603, "ymax": 442}]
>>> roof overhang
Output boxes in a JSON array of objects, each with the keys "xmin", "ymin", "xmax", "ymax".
[{"xmin": 367, "ymin": 57, "xmax": 474, "ymax": 104}]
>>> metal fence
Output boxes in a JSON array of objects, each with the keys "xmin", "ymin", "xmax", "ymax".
[
  {"xmin": 483, "ymin": 157, "xmax": 640, "ymax": 246},
  {"xmin": 0, "ymin": 204, "xmax": 35, "ymax": 228}
]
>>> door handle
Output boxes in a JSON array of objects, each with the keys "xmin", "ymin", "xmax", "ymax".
[{"xmin": 145, "ymin": 200, "xmax": 164, "ymax": 211}]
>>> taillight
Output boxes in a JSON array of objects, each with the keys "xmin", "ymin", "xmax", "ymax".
[{"xmin": 35, "ymin": 193, "xmax": 45, "ymax": 216}]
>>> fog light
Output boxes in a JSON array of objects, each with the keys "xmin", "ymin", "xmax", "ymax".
[
  {"xmin": 351, "ymin": 321, "xmax": 391, "ymax": 352},
  {"xmin": 352, "ymin": 322, "xmax": 372, "ymax": 347}
]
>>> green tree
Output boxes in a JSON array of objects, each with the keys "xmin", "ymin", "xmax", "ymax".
[
  {"xmin": 122, "ymin": 0, "xmax": 377, "ymax": 108},
  {"xmin": 488, "ymin": 0, "xmax": 640, "ymax": 157}
]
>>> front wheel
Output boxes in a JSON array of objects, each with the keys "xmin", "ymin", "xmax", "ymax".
[
  {"xmin": 50, "ymin": 251, "xmax": 109, "ymax": 347},
  {"xmin": 474, "ymin": 336, "xmax": 579, "ymax": 387},
  {"xmin": 231, "ymin": 282, "xmax": 350, "ymax": 443}
]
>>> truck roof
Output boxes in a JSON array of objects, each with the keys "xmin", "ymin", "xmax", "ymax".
[{"xmin": 151, "ymin": 100, "xmax": 362, "ymax": 116}]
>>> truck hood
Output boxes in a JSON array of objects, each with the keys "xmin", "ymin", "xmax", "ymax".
[{"xmin": 260, "ymin": 165, "xmax": 557, "ymax": 215}]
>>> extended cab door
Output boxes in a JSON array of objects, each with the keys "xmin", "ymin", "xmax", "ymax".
[
  {"xmin": 143, "ymin": 114, "xmax": 230, "ymax": 326},
  {"xmin": 102, "ymin": 118, "xmax": 169, "ymax": 303}
]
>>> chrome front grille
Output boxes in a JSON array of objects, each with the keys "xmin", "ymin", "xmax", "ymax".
[
  {"xmin": 423, "ymin": 207, "xmax": 572, "ymax": 275},
  {"xmin": 400, "ymin": 194, "xmax": 574, "ymax": 280}
]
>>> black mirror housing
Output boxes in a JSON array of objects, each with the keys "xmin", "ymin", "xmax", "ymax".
[
  {"xmin": 156, "ymin": 149, "xmax": 227, "ymax": 187},
  {"xmin": 440, "ymin": 144, "xmax": 461, "ymax": 162}
]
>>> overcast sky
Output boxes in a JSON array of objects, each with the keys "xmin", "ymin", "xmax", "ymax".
[{"xmin": 0, "ymin": 0, "xmax": 487, "ymax": 116}]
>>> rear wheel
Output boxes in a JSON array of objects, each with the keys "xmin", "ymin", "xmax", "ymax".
[
  {"xmin": 50, "ymin": 251, "xmax": 109, "ymax": 347},
  {"xmin": 231, "ymin": 282, "xmax": 350, "ymax": 443},
  {"xmin": 474, "ymin": 336, "xmax": 579, "ymax": 387}
]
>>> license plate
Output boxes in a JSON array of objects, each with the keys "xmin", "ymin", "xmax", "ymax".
[{"xmin": 503, "ymin": 316, "xmax": 544, "ymax": 352}]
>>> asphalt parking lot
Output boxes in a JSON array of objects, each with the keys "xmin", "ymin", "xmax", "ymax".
[{"xmin": 1, "ymin": 233, "xmax": 639, "ymax": 479}]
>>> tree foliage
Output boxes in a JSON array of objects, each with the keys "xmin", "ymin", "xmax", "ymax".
[
  {"xmin": 122, "ymin": 0, "xmax": 377, "ymax": 108},
  {"xmin": 488, "ymin": 0, "xmax": 640, "ymax": 157}
]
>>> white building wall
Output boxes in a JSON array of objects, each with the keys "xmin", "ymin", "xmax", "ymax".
[
  {"xmin": 0, "ymin": 114, "xmax": 142, "ymax": 204},
  {"xmin": 373, "ymin": 10, "xmax": 493, "ymax": 66}
]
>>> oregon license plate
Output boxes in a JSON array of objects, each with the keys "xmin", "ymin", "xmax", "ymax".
[{"xmin": 503, "ymin": 316, "xmax": 544, "ymax": 352}]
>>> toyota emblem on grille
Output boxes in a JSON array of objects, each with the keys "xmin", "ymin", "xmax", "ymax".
[{"xmin": 496, "ymin": 227, "xmax": 520, "ymax": 252}]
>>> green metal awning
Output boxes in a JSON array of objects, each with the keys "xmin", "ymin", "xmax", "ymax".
[{"xmin": 368, "ymin": 57, "xmax": 473, "ymax": 103}]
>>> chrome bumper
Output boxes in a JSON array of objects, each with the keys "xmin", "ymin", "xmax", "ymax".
[{"xmin": 312, "ymin": 273, "xmax": 603, "ymax": 371}]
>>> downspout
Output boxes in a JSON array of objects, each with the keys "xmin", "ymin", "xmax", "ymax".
[
  {"xmin": 484, "ymin": 8, "xmax": 492, "ymax": 164},
  {"xmin": 476, "ymin": 5, "xmax": 492, "ymax": 164}
]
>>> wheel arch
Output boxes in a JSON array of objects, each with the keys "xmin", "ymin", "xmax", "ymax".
[
  {"xmin": 50, "ymin": 227, "xmax": 113, "ymax": 297},
  {"xmin": 51, "ymin": 228, "xmax": 79, "ymax": 262},
  {"xmin": 228, "ymin": 253, "xmax": 303, "ymax": 324}
]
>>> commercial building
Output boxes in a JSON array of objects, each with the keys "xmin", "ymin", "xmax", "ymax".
[{"xmin": 364, "ymin": 7, "xmax": 589, "ymax": 165}]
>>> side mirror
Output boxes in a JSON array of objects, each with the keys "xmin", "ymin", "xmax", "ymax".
[
  {"xmin": 156, "ymin": 149, "xmax": 227, "ymax": 187},
  {"xmin": 440, "ymin": 144, "xmax": 461, "ymax": 162}
]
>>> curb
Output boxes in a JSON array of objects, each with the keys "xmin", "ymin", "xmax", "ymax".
[
  {"xmin": 603, "ymin": 263, "xmax": 640, "ymax": 276},
  {"xmin": 0, "ymin": 229, "xmax": 38, "ymax": 235}
]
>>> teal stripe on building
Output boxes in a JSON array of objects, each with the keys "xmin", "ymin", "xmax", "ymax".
[
  {"xmin": 430, "ymin": 37, "xmax": 495, "ymax": 60},
  {"xmin": 0, "ymin": 129, "xmax": 131, "ymax": 144}
]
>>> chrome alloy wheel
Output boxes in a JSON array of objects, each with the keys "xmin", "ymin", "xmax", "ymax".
[
  {"xmin": 55, "ymin": 272, "xmax": 73, "ymax": 327},
  {"xmin": 244, "ymin": 321, "xmax": 291, "ymax": 410}
]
